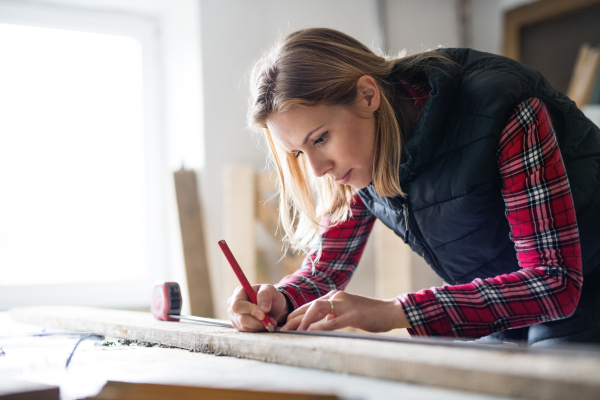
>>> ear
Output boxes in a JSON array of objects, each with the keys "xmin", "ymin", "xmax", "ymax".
[{"xmin": 356, "ymin": 75, "xmax": 381, "ymax": 112}]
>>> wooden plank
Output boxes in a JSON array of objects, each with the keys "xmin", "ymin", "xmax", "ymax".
[
  {"xmin": 256, "ymin": 193, "xmax": 280, "ymax": 240},
  {"xmin": 567, "ymin": 45, "xmax": 600, "ymax": 107},
  {"xmin": 0, "ymin": 378, "xmax": 59, "ymax": 400},
  {"xmin": 85, "ymin": 381, "xmax": 337, "ymax": 400},
  {"xmin": 223, "ymin": 164, "xmax": 257, "ymax": 296},
  {"xmin": 257, "ymin": 170, "xmax": 278, "ymax": 193},
  {"xmin": 173, "ymin": 167, "xmax": 214, "ymax": 318},
  {"xmin": 9, "ymin": 306, "xmax": 600, "ymax": 400},
  {"xmin": 373, "ymin": 221, "xmax": 442, "ymax": 298},
  {"xmin": 256, "ymin": 171, "xmax": 304, "ymax": 277},
  {"xmin": 256, "ymin": 192, "xmax": 304, "ymax": 277},
  {"xmin": 1, "ymin": 313, "xmax": 504, "ymax": 400},
  {"xmin": 503, "ymin": 0, "xmax": 600, "ymax": 60},
  {"xmin": 373, "ymin": 221, "xmax": 412, "ymax": 297}
]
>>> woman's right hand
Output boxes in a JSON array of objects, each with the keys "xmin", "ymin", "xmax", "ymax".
[{"xmin": 227, "ymin": 284, "xmax": 290, "ymax": 332}]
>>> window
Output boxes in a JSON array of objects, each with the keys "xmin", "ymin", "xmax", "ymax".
[{"xmin": 0, "ymin": 2, "xmax": 165, "ymax": 309}]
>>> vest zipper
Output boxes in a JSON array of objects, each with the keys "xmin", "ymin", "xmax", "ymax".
[
  {"xmin": 403, "ymin": 201, "xmax": 441, "ymax": 274},
  {"xmin": 402, "ymin": 204, "xmax": 410, "ymax": 243}
]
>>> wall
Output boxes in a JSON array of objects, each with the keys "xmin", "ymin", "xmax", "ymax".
[
  {"xmin": 198, "ymin": 0, "xmax": 383, "ymax": 316},
  {"xmin": 383, "ymin": 0, "xmax": 538, "ymax": 56},
  {"xmin": 383, "ymin": 0, "xmax": 459, "ymax": 54},
  {"xmin": 471, "ymin": 0, "xmax": 538, "ymax": 54},
  {"xmin": 18, "ymin": 0, "xmax": 541, "ymax": 317}
]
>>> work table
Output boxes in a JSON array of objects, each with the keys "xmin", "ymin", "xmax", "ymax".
[{"xmin": 2, "ymin": 308, "xmax": 599, "ymax": 400}]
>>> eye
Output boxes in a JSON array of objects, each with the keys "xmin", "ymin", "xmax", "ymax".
[
  {"xmin": 294, "ymin": 151, "xmax": 303, "ymax": 158},
  {"xmin": 313, "ymin": 132, "xmax": 327, "ymax": 146}
]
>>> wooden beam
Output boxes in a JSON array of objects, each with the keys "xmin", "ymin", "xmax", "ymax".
[
  {"xmin": 373, "ymin": 221, "xmax": 442, "ymax": 298},
  {"xmin": 373, "ymin": 221, "xmax": 412, "ymax": 297},
  {"xmin": 0, "ymin": 378, "xmax": 59, "ymax": 400},
  {"xmin": 173, "ymin": 167, "xmax": 214, "ymax": 318},
  {"xmin": 503, "ymin": 0, "xmax": 600, "ymax": 60},
  {"xmin": 256, "ymin": 171, "xmax": 304, "ymax": 277},
  {"xmin": 256, "ymin": 193, "xmax": 280, "ymax": 240},
  {"xmin": 85, "ymin": 381, "xmax": 337, "ymax": 400},
  {"xmin": 223, "ymin": 164, "xmax": 257, "ymax": 296},
  {"xmin": 10, "ymin": 306, "xmax": 600, "ymax": 400}
]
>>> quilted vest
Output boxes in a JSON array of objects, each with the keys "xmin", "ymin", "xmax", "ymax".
[{"xmin": 357, "ymin": 49, "xmax": 600, "ymax": 343}]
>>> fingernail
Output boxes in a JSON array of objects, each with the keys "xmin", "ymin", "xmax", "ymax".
[
  {"xmin": 260, "ymin": 302, "xmax": 269, "ymax": 312},
  {"xmin": 280, "ymin": 325, "xmax": 288, "ymax": 331},
  {"xmin": 255, "ymin": 310, "xmax": 264, "ymax": 320}
]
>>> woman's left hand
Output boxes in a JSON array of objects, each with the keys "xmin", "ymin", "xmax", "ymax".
[{"xmin": 281, "ymin": 290, "xmax": 410, "ymax": 332}]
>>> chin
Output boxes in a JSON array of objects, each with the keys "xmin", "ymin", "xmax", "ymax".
[{"xmin": 348, "ymin": 179, "xmax": 370, "ymax": 190}]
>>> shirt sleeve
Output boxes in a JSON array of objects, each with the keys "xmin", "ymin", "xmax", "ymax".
[
  {"xmin": 398, "ymin": 97, "xmax": 583, "ymax": 338},
  {"xmin": 275, "ymin": 195, "xmax": 377, "ymax": 310}
]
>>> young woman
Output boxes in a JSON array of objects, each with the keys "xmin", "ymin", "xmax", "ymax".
[{"xmin": 227, "ymin": 28, "xmax": 600, "ymax": 346}]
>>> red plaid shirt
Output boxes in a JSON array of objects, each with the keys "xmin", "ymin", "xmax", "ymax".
[{"xmin": 275, "ymin": 82, "xmax": 583, "ymax": 338}]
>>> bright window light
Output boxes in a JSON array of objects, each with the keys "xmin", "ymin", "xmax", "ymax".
[{"xmin": 0, "ymin": 23, "xmax": 147, "ymax": 285}]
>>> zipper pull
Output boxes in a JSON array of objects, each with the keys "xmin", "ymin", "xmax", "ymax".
[{"xmin": 403, "ymin": 204, "xmax": 410, "ymax": 243}]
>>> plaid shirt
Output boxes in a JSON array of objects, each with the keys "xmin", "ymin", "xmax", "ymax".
[{"xmin": 275, "ymin": 82, "xmax": 583, "ymax": 338}]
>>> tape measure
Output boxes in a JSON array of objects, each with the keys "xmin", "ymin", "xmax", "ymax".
[
  {"xmin": 151, "ymin": 282, "xmax": 182, "ymax": 321},
  {"xmin": 151, "ymin": 282, "xmax": 233, "ymax": 327}
]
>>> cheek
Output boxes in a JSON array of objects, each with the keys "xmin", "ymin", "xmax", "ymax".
[{"xmin": 354, "ymin": 121, "xmax": 376, "ymax": 161}]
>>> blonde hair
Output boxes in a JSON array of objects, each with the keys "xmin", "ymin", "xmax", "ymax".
[{"xmin": 248, "ymin": 28, "xmax": 450, "ymax": 259}]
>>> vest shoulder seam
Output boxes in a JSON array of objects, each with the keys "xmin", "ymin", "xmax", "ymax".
[
  {"xmin": 411, "ymin": 184, "xmax": 494, "ymax": 213},
  {"xmin": 452, "ymin": 110, "xmax": 503, "ymax": 122}
]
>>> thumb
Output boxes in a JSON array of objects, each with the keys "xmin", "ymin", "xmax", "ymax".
[
  {"xmin": 232, "ymin": 298, "xmax": 265, "ymax": 320},
  {"xmin": 257, "ymin": 284, "xmax": 277, "ymax": 313}
]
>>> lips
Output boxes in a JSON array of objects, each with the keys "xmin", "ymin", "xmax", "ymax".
[{"xmin": 335, "ymin": 169, "xmax": 352, "ymax": 185}]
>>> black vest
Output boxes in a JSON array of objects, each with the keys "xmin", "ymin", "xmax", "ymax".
[{"xmin": 357, "ymin": 48, "xmax": 600, "ymax": 343}]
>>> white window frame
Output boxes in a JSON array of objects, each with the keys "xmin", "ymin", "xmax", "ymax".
[{"xmin": 0, "ymin": 1, "xmax": 168, "ymax": 309}]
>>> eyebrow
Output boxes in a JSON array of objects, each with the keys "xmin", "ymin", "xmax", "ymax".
[
  {"xmin": 287, "ymin": 124, "xmax": 326, "ymax": 153},
  {"xmin": 301, "ymin": 124, "xmax": 325, "ymax": 146}
]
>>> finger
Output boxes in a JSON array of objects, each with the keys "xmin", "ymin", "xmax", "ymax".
[
  {"xmin": 231, "ymin": 298, "xmax": 265, "ymax": 321},
  {"xmin": 280, "ymin": 313, "xmax": 304, "ymax": 331},
  {"xmin": 287, "ymin": 290, "xmax": 340, "ymax": 322},
  {"xmin": 297, "ymin": 300, "xmax": 331, "ymax": 331},
  {"xmin": 256, "ymin": 284, "xmax": 276, "ymax": 313},
  {"xmin": 238, "ymin": 314, "xmax": 268, "ymax": 332},
  {"xmin": 326, "ymin": 313, "xmax": 337, "ymax": 322},
  {"xmin": 287, "ymin": 302, "xmax": 309, "ymax": 321},
  {"xmin": 227, "ymin": 305, "xmax": 249, "ymax": 332},
  {"xmin": 288, "ymin": 291, "xmax": 338, "ymax": 322},
  {"xmin": 308, "ymin": 314, "xmax": 350, "ymax": 331},
  {"xmin": 228, "ymin": 286, "xmax": 249, "ymax": 306}
]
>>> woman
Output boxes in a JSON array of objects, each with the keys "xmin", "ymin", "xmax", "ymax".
[{"xmin": 227, "ymin": 28, "xmax": 600, "ymax": 346}]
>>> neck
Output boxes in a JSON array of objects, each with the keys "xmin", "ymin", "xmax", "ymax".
[{"xmin": 394, "ymin": 87, "xmax": 419, "ymax": 145}]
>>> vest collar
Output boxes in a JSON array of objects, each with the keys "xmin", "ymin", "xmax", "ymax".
[{"xmin": 398, "ymin": 62, "xmax": 461, "ymax": 182}]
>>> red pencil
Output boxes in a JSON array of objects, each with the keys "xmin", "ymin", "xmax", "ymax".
[{"xmin": 218, "ymin": 240, "xmax": 275, "ymax": 332}]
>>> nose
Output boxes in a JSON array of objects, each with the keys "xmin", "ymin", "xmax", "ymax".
[{"xmin": 305, "ymin": 153, "xmax": 332, "ymax": 178}]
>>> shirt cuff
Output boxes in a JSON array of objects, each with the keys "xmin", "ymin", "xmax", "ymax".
[
  {"xmin": 398, "ymin": 290, "xmax": 455, "ymax": 337},
  {"xmin": 275, "ymin": 283, "xmax": 308, "ymax": 311}
]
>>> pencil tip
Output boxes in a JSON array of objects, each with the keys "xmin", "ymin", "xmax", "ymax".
[{"xmin": 266, "ymin": 324, "xmax": 275, "ymax": 333}]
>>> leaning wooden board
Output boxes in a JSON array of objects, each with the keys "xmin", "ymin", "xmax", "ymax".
[{"xmin": 9, "ymin": 306, "xmax": 600, "ymax": 400}]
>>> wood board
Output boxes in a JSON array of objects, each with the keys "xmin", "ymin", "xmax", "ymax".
[
  {"xmin": 84, "ymin": 381, "xmax": 337, "ymax": 400},
  {"xmin": 9, "ymin": 306, "xmax": 600, "ymax": 400},
  {"xmin": 0, "ymin": 378, "xmax": 59, "ymax": 400},
  {"xmin": 503, "ymin": 0, "xmax": 600, "ymax": 61},
  {"xmin": 173, "ymin": 167, "xmax": 214, "ymax": 318},
  {"xmin": 223, "ymin": 164, "xmax": 257, "ymax": 296}
]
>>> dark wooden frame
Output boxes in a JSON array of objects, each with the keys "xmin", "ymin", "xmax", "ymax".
[{"xmin": 503, "ymin": 0, "xmax": 600, "ymax": 60}]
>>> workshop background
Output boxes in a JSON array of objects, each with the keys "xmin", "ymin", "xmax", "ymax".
[{"xmin": 0, "ymin": 0, "xmax": 591, "ymax": 320}]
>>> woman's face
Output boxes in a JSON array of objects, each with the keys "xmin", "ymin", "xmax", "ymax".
[{"xmin": 266, "ymin": 77, "xmax": 380, "ymax": 190}]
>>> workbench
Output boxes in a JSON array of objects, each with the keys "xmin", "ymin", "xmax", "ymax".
[{"xmin": 0, "ymin": 311, "xmax": 512, "ymax": 400}]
